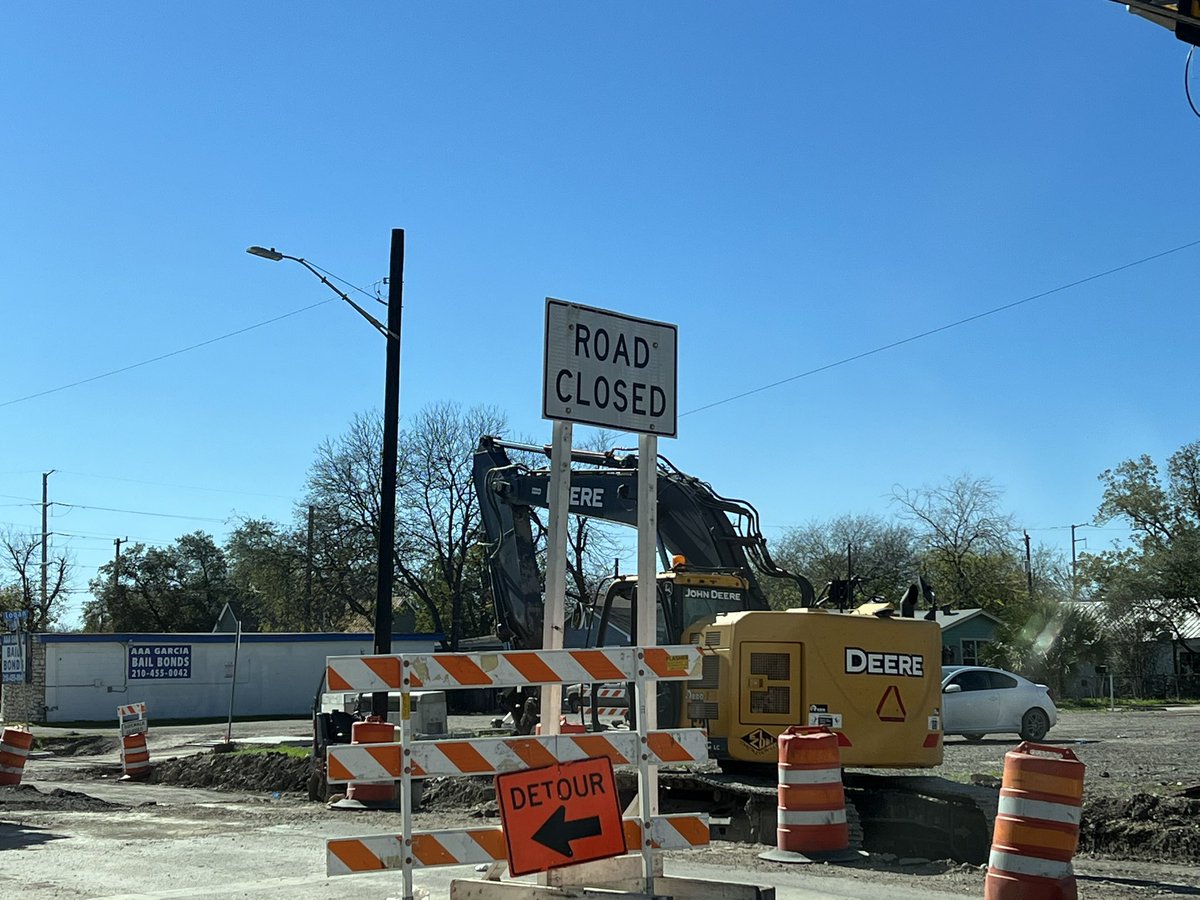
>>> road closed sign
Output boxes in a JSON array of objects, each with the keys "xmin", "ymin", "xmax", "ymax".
[
  {"xmin": 543, "ymin": 299, "xmax": 677, "ymax": 437},
  {"xmin": 495, "ymin": 756, "xmax": 625, "ymax": 876}
]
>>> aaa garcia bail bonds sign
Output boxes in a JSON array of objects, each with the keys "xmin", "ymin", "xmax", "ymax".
[
  {"xmin": 128, "ymin": 644, "xmax": 192, "ymax": 680},
  {"xmin": 543, "ymin": 299, "xmax": 677, "ymax": 436}
]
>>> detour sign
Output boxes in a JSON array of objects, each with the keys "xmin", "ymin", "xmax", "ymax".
[{"xmin": 495, "ymin": 756, "xmax": 625, "ymax": 876}]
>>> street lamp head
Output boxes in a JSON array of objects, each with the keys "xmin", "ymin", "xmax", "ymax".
[{"xmin": 246, "ymin": 245, "xmax": 285, "ymax": 261}]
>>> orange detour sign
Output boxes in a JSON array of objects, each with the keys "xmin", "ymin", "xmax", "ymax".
[{"xmin": 495, "ymin": 756, "xmax": 625, "ymax": 876}]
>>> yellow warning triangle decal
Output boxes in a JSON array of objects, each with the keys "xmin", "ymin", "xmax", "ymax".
[{"xmin": 876, "ymin": 685, "xmax": 907, "ymax": 722}]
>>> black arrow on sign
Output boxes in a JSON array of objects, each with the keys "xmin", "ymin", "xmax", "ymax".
[{"xmin": 531, "ymin": 805, "xmax": 603, "ymax": 857}]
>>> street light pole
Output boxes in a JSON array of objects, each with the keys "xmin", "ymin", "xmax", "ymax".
[
  {"xmin": 373, "ymin": 229, "xmax": 404, "ymax": 718},
  {"xmin": 247, "ymin": 231, "xmax": 404, "ymax": 719}
]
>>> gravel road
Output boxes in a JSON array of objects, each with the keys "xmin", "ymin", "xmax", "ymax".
[{"xmin": 0, "ymin": 706, "xmax": 1195, "ymax": 898}]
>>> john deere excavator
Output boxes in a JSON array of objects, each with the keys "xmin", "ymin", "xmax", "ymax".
[{"xmin": 473, "ymin": 435, "xmax": 998, "ymax": 862}]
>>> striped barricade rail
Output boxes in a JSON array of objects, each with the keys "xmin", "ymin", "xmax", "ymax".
[
  {"xmin": 324, "ymin": 644, "xmax": 710, "ymax": 899},
  {"xmin": 327, "ymin": 814, "xmax": 710, "ymax": 876},
  {"xmin": 326, "ymin": 645, "xmax": 704, "ymax": 693},
  {"xmin": 117, "ymin": 702, "xmax": 148, "ymax": 737},
  {"xmin": 327, "ymin": 728, "xmax": 708, "ymax": 780}
]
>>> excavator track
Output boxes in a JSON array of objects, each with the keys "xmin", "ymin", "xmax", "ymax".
[{"xmin": 653, "ymin": 769, "xmax": 996, "ymax": 863}]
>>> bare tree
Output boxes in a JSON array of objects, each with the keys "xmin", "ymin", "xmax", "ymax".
[
  {"xmin": 892, "ymin": 475, "xmax": 1023, "ymax": 610},
  {"xmin": 1, "ymin": 528, "xmax": 71, "ymax": 631}
]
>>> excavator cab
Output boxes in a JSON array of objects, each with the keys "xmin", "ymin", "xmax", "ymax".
[{"xmin": 584, "ymin": 560, "xmax": 754, "ymax": 729}]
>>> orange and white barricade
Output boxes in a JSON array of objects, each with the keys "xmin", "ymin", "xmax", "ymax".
[
  {"xmin": 759, "ymin": 725, "xmax": 863, "ymax": 864},
  {"xmin": 0, "ymin": 727, "xmax": 34, "ymax": 786},
  {"xmin": 117, "ymin": 702, "xmax": 151, "ymax": 781},
  {"xmin": 985, "ymin": 742, "xmax": 1084, "ymax": 900},
  {"xmin": 324, "ymin": 644, "xmax": 711, "ymax": 900}
]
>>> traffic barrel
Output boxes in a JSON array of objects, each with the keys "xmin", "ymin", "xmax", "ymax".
[
  {"xmin": 758, "ymin": 726, "xmax": 863, "ymax": 863},
  {"xmin": 343, "ymin": 718, "xmax": 398, "ymax": 807},
  {"xmin": 985, "ymin": 742, "xmax": 1084, "ymax": 900},
  {"xmin": 120, "ymin": 732, "xmax": 151, "ymax": 781},
  {"xmin": 0, "ymin": 727, "xmax": 34, "ymax": 786}
]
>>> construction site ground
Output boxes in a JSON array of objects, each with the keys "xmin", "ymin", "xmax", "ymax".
[{"xmin": 0, "ymin": 706, "xmax": 1197, "ymax": 898}]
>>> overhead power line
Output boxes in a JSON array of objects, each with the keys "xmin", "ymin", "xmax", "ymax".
[
  {"xmin": 56, "ymin": 470, "xmax": 293, "ymax": 500},
  {"xmin": 681, "ymin": 237, "xmax": 1200, "ymax": 418},
  {"xmin": 54, "ymin": 503, "xmax": 228, "ymax": 524},
  {"xmin": 0, "ymin": 298, "xmax": 336, "ymax": 409}
]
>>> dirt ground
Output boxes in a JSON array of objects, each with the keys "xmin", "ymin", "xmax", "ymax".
[{"xmin": 6, "ymin": 706, "xmax": 1200, "ymax": 898}]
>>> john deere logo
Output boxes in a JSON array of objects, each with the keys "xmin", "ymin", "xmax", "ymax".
[{"xmin": 740, "ymin": 728, "xmax": 776, "ymax": 753}]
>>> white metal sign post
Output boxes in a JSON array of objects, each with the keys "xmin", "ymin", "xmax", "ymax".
[{"xmin": 542, "ymin": 298, "xmax": 678, "ymax": 894}]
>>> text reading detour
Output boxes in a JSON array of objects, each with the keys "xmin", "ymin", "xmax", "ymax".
[{"xmin": 495, "ymin": 756, "xmax": 626, "ymax": 876}]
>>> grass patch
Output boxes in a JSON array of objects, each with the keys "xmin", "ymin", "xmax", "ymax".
[
  {"xmin": 1058, "ymin": 698, "xmax": 1200, "ymax": 710},
  {"xmin": 230, "ymin": 743, "xmax": 310, "ymax": 759}
]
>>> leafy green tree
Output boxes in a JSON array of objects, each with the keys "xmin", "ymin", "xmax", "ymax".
[
  {"xmin": 225, "ymin": 519, "xmax": 308, "ymax": 631},
  {"xmin": 1085, "ymin": 440, "xmax": 1200, "ymax": 638},
  {"xmin": 85, "ymin": 532, "xmax": 236, "ymax": 632},
  {"xmin": 984, "ymin": 597, "xmax": 1108, "ymax": 695},
  {"xmin": 892, "ymin": 475, "xmax": 1027, "ymax": 613},
  {"xmin": 770, "ymin": 514, "xmax": 918, "ymax": 609}
]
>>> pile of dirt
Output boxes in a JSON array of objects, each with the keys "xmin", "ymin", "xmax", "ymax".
[
  {"xmin": 1081, "ymin": 792, "xmax": 1200, "ymax": 863},
  {"xmin": 420, "ymin": 775, "xmax": 497, "ymax": 816},
  {"xmin": 38, "ymin": 735, "xmax": 120, "ymax": 757},
  {"xmin": 149, "ymin": 751, "xmax": 310, "ymax": 794},
  {"xmin": 0, "ymin": 784, "xmax": 124, "ymax": 811}
]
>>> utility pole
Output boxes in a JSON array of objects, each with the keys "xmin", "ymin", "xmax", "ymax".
[
  {"xmin": 41, "ymin": 470, "xmax": 55, "ymax": 612},
  {"xmin": 305, "ymin": 505, "xmax": 315, "ymax": 631},
  {"xmin": 372, "ymin": 228, "xmax": 404, "ymax": 718},
  {"xmin": 112, "ymin": 537, "xmax": 126, "ymax": 632},
  {"xmin": 1023, "ymin": 530, "xmax": 1033, "ymax": 598},
  {"xmin": 1071, "ymin": 524, "xmax": 1087, "ymax": 597}
]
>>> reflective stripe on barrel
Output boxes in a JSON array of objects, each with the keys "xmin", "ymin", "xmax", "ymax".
[{"xmin": 985, "ymin": 741, "xmax": 1084, "ymax": 900}]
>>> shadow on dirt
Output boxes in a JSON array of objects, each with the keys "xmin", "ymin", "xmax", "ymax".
[{"xmin": 0, "ymin": 821, "xmax": 67, "ymax": 850}]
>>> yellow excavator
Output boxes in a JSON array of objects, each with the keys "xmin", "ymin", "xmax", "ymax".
[{"xmin": 474, "ymin": 436, "xmax": 997, "ymax": 861}]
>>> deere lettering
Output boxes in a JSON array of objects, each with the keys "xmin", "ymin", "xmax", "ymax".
[
  {"xmin": 844, "ymin": 647, "xmax": 924, "ymax": 677},
  {"xmin": 568, "ymin": 486, "xmax": 604, "ymax": 509},
  {"xmin": 682, "ymin": 588, "xmax": 741, "ymax": 601}
]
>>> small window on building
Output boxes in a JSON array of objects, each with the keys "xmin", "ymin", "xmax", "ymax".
[{"xmin": 961, "ymin": 639, "xmax": 989, "ymax": 666}]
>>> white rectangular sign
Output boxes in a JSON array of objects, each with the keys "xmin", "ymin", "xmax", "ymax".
[
  {"xmin": 543, "ymin": 299, "xmax": 677, "ymax": 437},
  {"xmin": 2, "ymin": 633, "xmax": 24, "ymax": 684}
]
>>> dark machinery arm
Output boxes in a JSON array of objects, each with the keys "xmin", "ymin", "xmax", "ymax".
[{"xmin": 473, "ymin": 435, "xmax": 815, "ymax": 650}]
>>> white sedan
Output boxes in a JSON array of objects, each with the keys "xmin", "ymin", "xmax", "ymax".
[{"xmin": 941, "ymin": 665, "xmax": 1057, "ymax": 742}]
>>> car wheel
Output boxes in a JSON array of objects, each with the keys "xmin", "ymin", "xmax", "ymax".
[
  {"xmin": 1019, "ymin": 708, "xmax": 1051, "ymax": 742},
  {"xmin": 964, "ymin": 733, "xmax": 985, "ymax": 743}
]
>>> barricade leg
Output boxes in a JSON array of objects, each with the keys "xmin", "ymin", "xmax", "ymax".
[
  {"xmin": 985, "ymin": 741, "xmax": 1084, "ymax": 900},
  {"xmin": 0, "ymin": 727, "xmax": 34, "ymax": 786},
  {"xmin": 120, "ymin": 732, "xmax": 152, "ymax": 781},
  {"xmin": 759, "ymin": 725, "xmax": 864, "ymax": 864}
]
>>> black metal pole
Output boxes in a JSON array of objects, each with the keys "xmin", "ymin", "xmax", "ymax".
[{"xmin": 372, "ymin": 228, "xmax": 404, "ymax": 718}]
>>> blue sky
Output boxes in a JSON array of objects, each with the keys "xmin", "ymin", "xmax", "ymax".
[{"xmin": 2, "ymin": 3, "xmax": 1196, "ymax": 627}]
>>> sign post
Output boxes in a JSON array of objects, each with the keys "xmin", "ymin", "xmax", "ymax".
[{"xmin": 542, "ymin": 298, "xmax": 678, "ymax": 893}]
